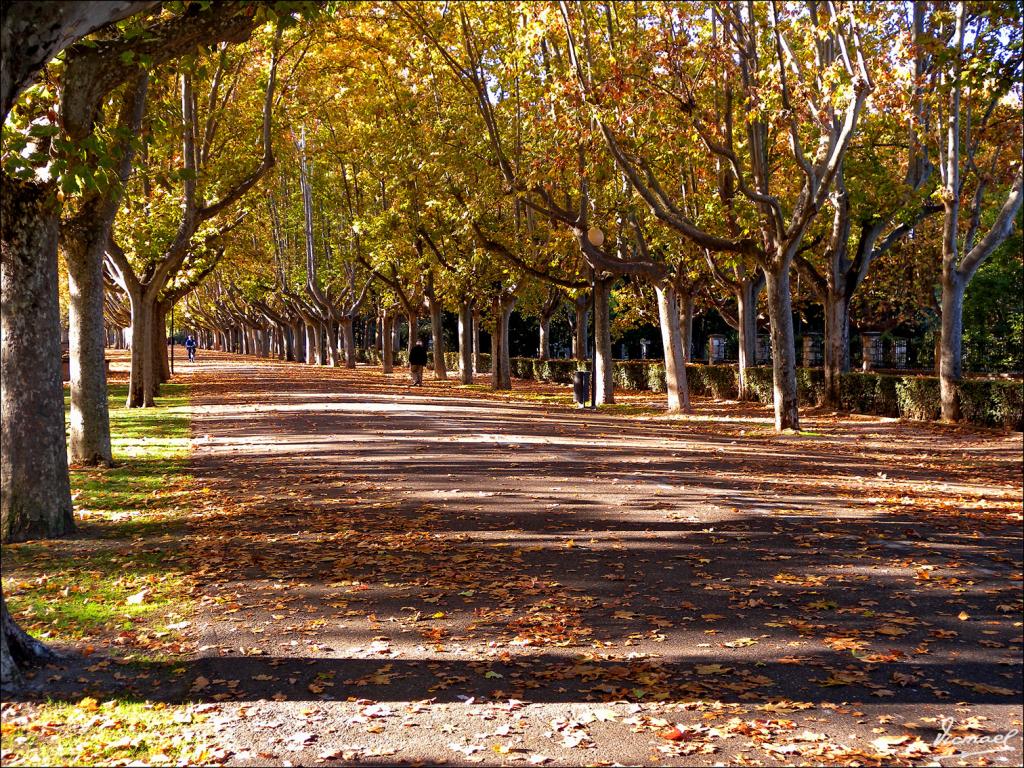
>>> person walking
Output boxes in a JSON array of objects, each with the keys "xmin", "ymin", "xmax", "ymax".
[
  {"xmin": 185, "ymin": 335, "xmax": 197, "ymax": 363},
  {"xmin": 409, "ymin": 339, "xmax": 427, "ymax": 386}
]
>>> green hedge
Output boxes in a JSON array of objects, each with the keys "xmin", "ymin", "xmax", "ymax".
[
  {"xmin": 839, "ymin": 372, "xmax": 900, "ymax": 416},
  {"xmin": 956, "ymin": 379, "xmax": 1023, "ymax": 429},
  {"xmin": 614, "ymin": 361, "xmax": 653, "ymax": 391},
  {"xmin": 688, "ymin": 364, "xmax": 739, "ymax": 399},
  {"xmin": 896, "ymin": 377, "xmax": 941, "ymax": 422},
  {"xmin": 355, "ymin": 348, "xmax": 1021, "ymax": 429},
  {"xmin": 744, "ymin": 366, "xmax": 776, "ymax": 404}
]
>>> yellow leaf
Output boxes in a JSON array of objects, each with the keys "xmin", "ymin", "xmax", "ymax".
[
  {"xmin": 191, "ymin": 676, "xmax": 210, "ymax": 691},
  {"xmin": 77, "ymin": 696, "xmax": 99, "ymax": 711},
  {"xmin": 696, "ymin": 664, "xmax": 730, "ymax": 675}
]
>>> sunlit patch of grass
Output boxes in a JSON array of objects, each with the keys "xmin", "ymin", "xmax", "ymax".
[
  {"xmin": 0, "ymin": 699, "xmax": 225, "ymax": 767},
  {"xmin": 1, "ymin": 547, "xmax": 189, "ymax": 644},
  {"xmin": 3, "ymin": 383, "xmax": 199, "ymax": 766},
  {"xmin": 3, "ymin": 382, "xmax": 193, "ymax": 656},
  {"xmin": 596, "ymin": 402, "xmax": 661, "ymax": 416}
]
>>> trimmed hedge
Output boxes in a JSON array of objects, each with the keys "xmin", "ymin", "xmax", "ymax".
[
  {"xmin": 896, "ymin": 377, "xmax": 941, "ymax": 422},
  {"xmin": 839, "ymin": 372, "xmax": 900, "ymax": 416},
  {"xmin": 689, "ymin": 364, "xmax": 739, "ymax": 399},
  {"xmin": 956, "ymin": 379, "xmax": 1024, "ymax": 429},
  {"xmin": 352, "ymin": 348, "xmax": 1021, "ymax": 429}
]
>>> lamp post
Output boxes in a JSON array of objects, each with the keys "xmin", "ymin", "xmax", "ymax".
[{"xmin": 586, "ymin": 226, "xmax": 604, "ymax": 409}]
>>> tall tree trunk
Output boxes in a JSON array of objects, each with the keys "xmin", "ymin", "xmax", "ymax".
[
  {"xmin": 303, "ymin": 323, "xmax": 315, "ymax": 365},
  {"xmin": 572, "ymin": 296, "xmax": 588, "ymax": 361},
  {"xmin": 428, "ymin": 297, "xmax": 447, "ymax": 380},
  {"xmin": 126, "ymin": 291, "xmax": 155, "ymax": 407},
  {"xmin": 593, "ymin": 276, "xmax": 615, "ymax": 405},
  {"xmin": 939, "ymin": 272, "xmax": 966, "ymax": 422},
  {"xmin": 764, "ymin": 268, "xmax": 800, "ymax": 431},
  {"xmin": 406, "ymin": 311, "xmax": 419, "ymax": 355},
  {"xmin": 0, "ymin": 177, "xmax": 75, "ymax": 541},
  {"xmin": 325, "ymin": 320, "xmax": 340, "ymax": 367},
  {"xmin": 679, "ymin": 289, "xmax": 695, "ymax": 363},
  {"xmin": 491, "ymin": 296, "xmax": 514, "ymax": 390},
  {"xmin": 458, "ymin": 301, "xmax": 473, "ymax": 384},
  {"xmin": 340, "ymin": 317, "xmax": 356, "ymax": 368},
  {"xmin": 276, "ymin": 324, "xmax": 286, "ymax": 360},
  {"xmin": 65, "ymin": 236, "xmax": 112, "ymax": 465},
  {"xmin": 656, "ymin": 283, "xmax": 690, "ymax": 413},
  {"xmin": 314, "ymin": 323, "xmax": 326, "ymax": 365},
  {"xmin": 140, "ymin": 293, "xmax": 159, "ymax": 405},
  {"xmin": 382, "ymin": 314, "xmax": 395, "ymax": 374},
  {"xmin": 366, "ymin": 314, "xmax": 376, "ymax": 350},
  {"xmin": 736, "ymin": 276, "xmax": 762, "ymax": 401},
  {"xmin": 822, "ymin": 289, "xmax": 851, "ymax": 408},
  {"xmin": 291, "ymin": 322, "xmax": 304, "ymax": 362},
  {"xmin": 538, "ymin": 315, "xmax": 552, "ymax": 360},
  {"xmin": 153, "ymin": 300, "xmax": 169, "ymax": 385},
  {"xmin": 471, "ymin": 309, "xmax": 481, "ymax": 367}
]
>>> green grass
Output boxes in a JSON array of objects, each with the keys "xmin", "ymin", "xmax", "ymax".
[
  {"xmin": 4, "ymin": 382, "xmax": 193, "ymax": 651},
  {"xmin": 2, "ymin": 382, "xmax": 201, "ymax": 767},
  {"xmin": 1, "ymin": 699, "xmax": 226, "ymax": 767}
]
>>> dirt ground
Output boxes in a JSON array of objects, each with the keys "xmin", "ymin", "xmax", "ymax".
[
  {"xmin": 177, "ymin": 352, "xmax": 1022, "ymax": 766},
  {"xmin": 5, "ymin": 350, "xmax": 1021, "ymax": 766}
]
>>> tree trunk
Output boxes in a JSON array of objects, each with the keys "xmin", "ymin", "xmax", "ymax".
[
  {"xmin": 593, "ymin": 276, "xmax": 614, "ymax": 405},
  {"xmin": 325, "ymin": 320, "xmax": 340, "ymax": 367},
  {"xmin": 65, "ymin": 236, "xmax": 112, "ymax": 465},
  {"xmin": 491, "ymin": 296, "xmax": 514, "ymax": 390},
  {"xmin": 0, "ymin": 177, "xmax": 75, "ymax": 541},
  {"xmin": 1, "ymin": 588, "xmax": 56, "ymax": 687},
  {"xmin": 764, "ymin": 267, "xmax": 800, "ymax": 431},
  {"xmin": 291, "ymin": 322, "xmax": 303, "ymax": 362},
  {"xmin": 736, "ymin": 277, "xmax": 762, "ymax": 401},
  {"xmin": 275, "ymin": 324, "xmax": 286, "ymax": 360},
  {"xmin": 679, "ymin": 289, "xmax": 695, "ymax": 362},
  {"xmin": 656, "ymin": 283, "xmax": 690, "ymax": 413},
  {"xmin": 382, "ymin": 314, "xmax": 395, "ymax": 374},
  {"xmin": 340, "ymin": 317, "xmax": 356, "ymax": 368},
  {"xmin": 458, "ymin": 301, "xmax": 473, "ymax": 384},
  {"xmin": 406, "ymin": 311, "xmax": 419, "ymax": 355},
  {"xmin": 471, "ymin": 310, "xmax": 481, "ymax": 367},
  {"xmin": 538, "ymin": 315, "xmax": 552, "ymax": 360},
  {"xmin": 140, "ymin": 293, "xmax": 159, "ymax": 404},
  {"xmin": 303, "ymin": 323, "xmax": 315, "ymax": 365},
  {"xmin": 939, "ymin": 272, "xmax": 966, "ymax": 422},
  {"xmin": 428, "ymin": 297, "xmax": 447, "ymax": 380},
  {"xmin": 153, "ymin": 301, "xmax": 169, "ymax": 385},
  {"xmin": 125, "ymin": 291, "xmax": 156, "ymax": 407},
  {"xmin": 822, "ymin": 289, "xmax": 851, "ymax": 408},
  {"xmin": 573, "ymin": 297, "xmax": 588, "ymax": 361}
]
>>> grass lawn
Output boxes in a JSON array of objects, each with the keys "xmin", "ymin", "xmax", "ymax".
[{"xmin": 1, "ymin": 382, "xmax": 225, "ymax": 767}]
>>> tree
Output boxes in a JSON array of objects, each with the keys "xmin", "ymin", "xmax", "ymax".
[
  {"xmin": 931, "ymin": 1, "xmax": 1022, "ymax": 420},
  {"xmin": 106, "ymin": 23, "xmax": 283, "ymax": 406},
  {"xmin": 562, "ymin": 1, "xmax": 874, "ymax": 429}
]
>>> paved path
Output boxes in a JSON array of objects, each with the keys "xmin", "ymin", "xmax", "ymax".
[{"xmin": 184, "ymin": 352, "xmax": 1023, "ymax": 766}]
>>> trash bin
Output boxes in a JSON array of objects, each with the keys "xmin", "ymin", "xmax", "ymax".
[{"xmin": 573, "ymin": 370, "xmax": 591, "ymax": 406}]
